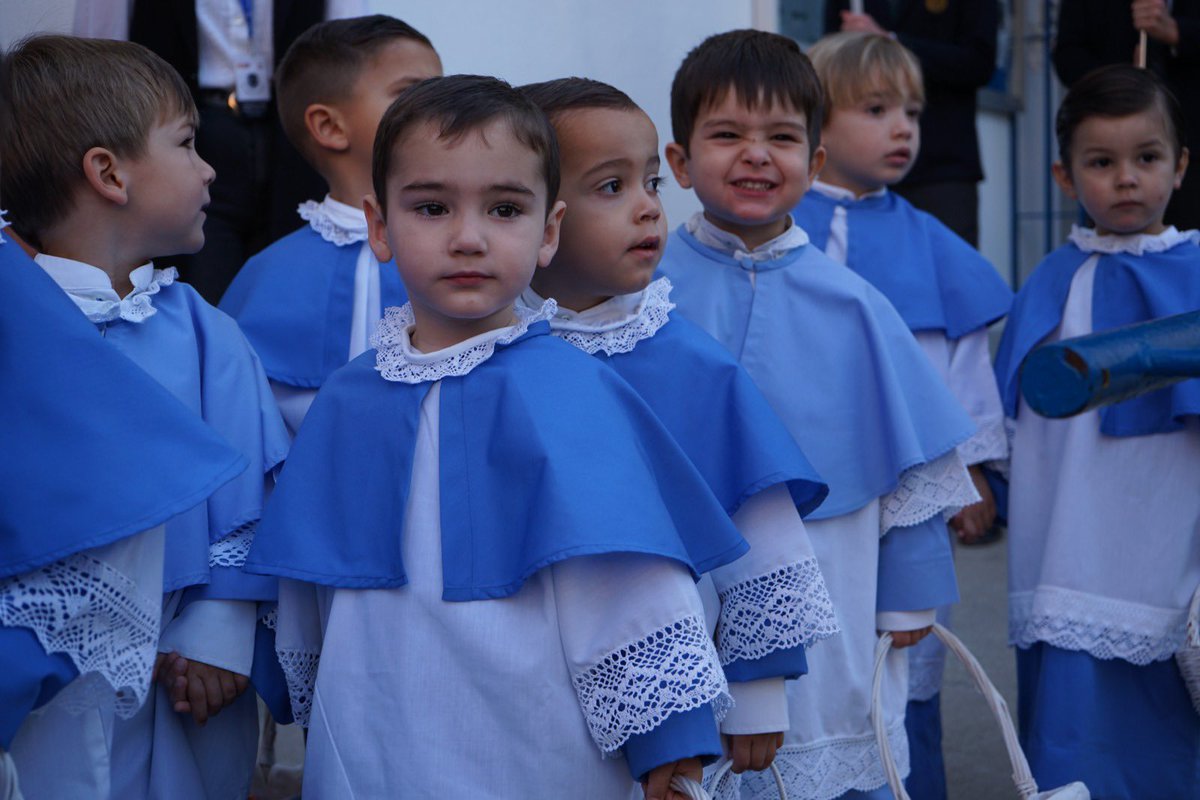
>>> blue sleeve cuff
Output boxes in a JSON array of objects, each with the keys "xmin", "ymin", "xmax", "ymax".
[
  {"xmin": 623, "ymin": 703, "xmax": 722, "ymax": 781},
  {"xmin": 877, "ymin": 516, "xmax": 959, "ymax": 611},
  {"xmin": 185, "ymin": 566, "xmax": 278, "ymax": 604},
  {"xmin": 723, "ymin": 644, "xmax": 808, "ymax": 683},
  {"xmin": 0, "ymin": 626, "xmax": 80, "ymax": 748}
]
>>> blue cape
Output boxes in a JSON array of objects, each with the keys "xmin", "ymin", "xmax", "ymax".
[
  {"xmin": 98, "ymin": 280, "xmax": 290, "ymax": 596},
  {"xmin": 220, "ymin": 226, "xmax": 407, "ymax": 388},
  {"xmin": 994, "ymin": 239, "xmax": 1200, "ymax": 436},
  {"xmin": 796, "ymin": 190, "xmax": 1012, "ymax": 338},
  {"xmin": 245, "ymin": 322, "xmax": 750, "ymax": 599},
  {"xmin": 593, "ymin": 312, "xmax": 828, "ymax": 518},
  {"xmin": 0, "ymin": 241, "xmax": 245, "ymax": 580},
  {"xmin": 659, "ymin": 227, "xmax": 976, "ymax": 519}
]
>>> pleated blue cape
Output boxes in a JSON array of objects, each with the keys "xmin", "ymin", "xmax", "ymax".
[
  {"xmin": 245, "ymin": 321, "xmax": 750, "ymax": 599},
  {"xmin": 220, "ymin": 226, "xmax": 407, "ymax": 388}
]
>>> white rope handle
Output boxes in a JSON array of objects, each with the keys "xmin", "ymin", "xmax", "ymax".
[
  {"xmin": 871, "ymin": 624, "xmax": 1040, "ymax": 800},
  {"xmin": 670, "ymin": 758, "xmax": 788, "ymax": 799}
]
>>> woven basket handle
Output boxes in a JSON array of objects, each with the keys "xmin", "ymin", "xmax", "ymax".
[
  {"xmin": 871, "ymin": 624, "xmax": 1040, "ymax": 800},
  {"xmin": 669, "ymin": 758, "xmax": 788, "ymax": 799}
]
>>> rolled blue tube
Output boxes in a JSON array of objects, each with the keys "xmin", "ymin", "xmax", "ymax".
[{"xmin": 1021, "ymin": 311, "xmax": 1200, "ymax": 418}]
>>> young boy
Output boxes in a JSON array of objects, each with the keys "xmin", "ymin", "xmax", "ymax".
[
  {"xmin": 658, "ymin": 30, "xmax": 979, "ymax": 800},
  {"xmin": 0, "ymin": 35, "xmax": 289, "ymax": 799},
  {"xmin": 797, "ymin": 32, "xmax": 1014, "ymax": 799},
  {"xmin": 518, "ymin": 77, "xmax": 838, "ymax": 777},
  {"xmin": 245, "ymin": 75, "xmax": 749, "ymax": 800},
  {"xmin": 220, "ymin": 15, "xmax": 441, "ymax": 435}
]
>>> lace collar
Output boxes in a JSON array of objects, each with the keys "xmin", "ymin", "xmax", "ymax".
[
  {"xmin": 810, "ymin": 180, "xmax": 888, "ymax": 203},
  {"xmin": 34, "ymin": 253, "xmax": 176, "ymax": 324},
  {"xmin": 298, "ymin": 194, "xmax": 368, "ymax": 246},
  {"xmin": 685, "ymin": 211, "xmax": 809, "ymax": 264},
  {"xmin": 521, "ymin": 278, "xmax": 674, "ymax": 356},
  {"xmin": 0, "ymin": 209, "xmax": 8, "ymax": 244},
  {"xmin": 1068, "ymin": 224, "xmax": 1200, "ymax": 256},
  {"xmin": 371, "ymin": 299, "xmax": 557, "ymax": 384}
]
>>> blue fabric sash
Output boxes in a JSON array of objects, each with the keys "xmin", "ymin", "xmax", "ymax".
[
  {"xmin": 994, "ymin": 240, "xmax": 1200, "ymax": 436},
  {"xmin": 245, "ymin": 322, "xmax": 750, "ymax": 598},
  {"xmin": 659, "ymin": 227, "xmax": 976, "ymax": 519},
  {"xmin": 220, "ymin": 226, "xmax": 407, "ymax": 388},
  {"xmin": 796, "ymin": 190, "xmax": 1012, "ymax": 338}
]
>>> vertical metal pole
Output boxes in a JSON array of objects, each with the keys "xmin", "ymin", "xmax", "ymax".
[{"xmin": 1043, "ymin": 0, "xmax": 1053, "ymax": 258}]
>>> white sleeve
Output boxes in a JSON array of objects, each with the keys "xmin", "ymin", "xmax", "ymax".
[
  {"xmin": 272, "ymin": 578, "xmax": 332, "ymax": 727},
  {"xmin": 270, "ymin": 380, "xmax": 318, "ymax": 439},
  {"xmin": 945, "ymin": 330, "xmax": 1008, "ymax": 466},
  {"xmin": 73, "ymin": 0, "xmax": 132, "ymax": 39},
  {"xmin": 876, "ymin": 609, "xmax": 937, "ymax": 632},
  {"xmin": 721, "ymin": 677, "xmax": 789, "ymax": 734},
  {"xmin": 158, "ymin": 599, "xmax": 257, "ymax": 676},
  {"xmin": 550, "ymin": 553, "xmax": 729, "ymax": 754}
]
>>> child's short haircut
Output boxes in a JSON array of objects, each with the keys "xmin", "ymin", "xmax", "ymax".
[
  {"xmin": 0, "ymin": 35, "xmax": 195, "ymax": 244},
  {"xmin": 670, "ymin": 29, "xmax": 824, "ymax": 154},
  {"xmin": 1056, "ymin": 64, "xmax": 1186, "ymax": 165},
  {"xmin": 275, "ymin": 15, "xmax": 434, "ymax": 158},
  {"xmin": 807, "ymin": 32, "xmax": 924, "ymax": 121},
  {"xmin": 519, "ymin": 77, "xmax": 638, "ymax": 122},
  {"xmin": 371, "ymin": 75, "xmax": 560, "ymax": 215}
]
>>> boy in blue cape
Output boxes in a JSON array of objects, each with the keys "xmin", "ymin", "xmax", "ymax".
[
  {"xmin": 220, "ymin": 15, "xmax": 441, "ymax": 436},
  {"xmin": 1, "ymin": 35, "xmax": 289, "ymax": 799},
  {"xmin": 659, "ymin": 30, "xmax": 979, "ymax": 800},
  {"xmin": 246, "ymin": 75, "xmax": 754, "ymax": 800}
]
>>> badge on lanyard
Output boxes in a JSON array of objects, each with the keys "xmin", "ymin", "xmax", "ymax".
[{"xmin": 233, "ymin": 0, "xmax": 269, "ymax": 104}]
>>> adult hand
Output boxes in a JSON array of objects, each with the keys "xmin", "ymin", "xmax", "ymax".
[
  {"xmin": 1133, "ymin": 0, "xmax": 1180, "ymax": 47},
  {"xmin": 840, "ymin": 10, "xmax": 888, "ymax": 36}
]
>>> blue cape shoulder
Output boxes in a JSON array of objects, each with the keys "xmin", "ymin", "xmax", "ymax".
[
  {"xmin": 659, "ymin": 227, "xmax": 976, "ymax": 519},
  {"xmin": 596, "ymin": 312, "xmax": 829, "ymax": 517},
  {"xmin": 796, "ymin": 190, "xmax": 1012, "ymax": 338},
  {"xmin": 0, "ymin": 241, "xmax": 245, "ymax": 579},
  {"xmin": 220, "ymin": 225, "xmax": 407, "ymax": 388},
  {"xmin": 994, "ymin": 239, "xmax": 1200, "ymax": 436},
  {"xmin": 246, "ymin": 322, "xmax": 750, "ymax": 598}
]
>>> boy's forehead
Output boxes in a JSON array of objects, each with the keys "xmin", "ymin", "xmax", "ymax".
[
  {"xmin": 698, "ymin": 87, "xmax": 807, "ymax": 123},
  {"xmin": 388, "ymin": 120, "xmax": 545, "ymax": 188},
  {"xmin": 558, "ymin": 108, "xmax": 657, "ymax": 161}
]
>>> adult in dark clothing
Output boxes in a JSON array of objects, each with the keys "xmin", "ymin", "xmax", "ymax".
[
  {"xmin": 1054, "ymin": 0, "xmax": 1200, "ymax": 230},
  {"xmin": 825, "ymin": 0, "xmax": 998, "ymax": 246}
]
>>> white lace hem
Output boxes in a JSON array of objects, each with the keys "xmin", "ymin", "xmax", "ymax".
[
  {"xmin": 208, "ymin": 522, "xmax": 257, "ymax": 568},
  {"xmin": 740, "ymin": 723, "xmax": 909, "ymax": 800},
  {"xmin": 80, "ymin": 267, "xmax": 177, "ymax": 324},
  {"xmin": 277, "ymin": 647, "xmax": 320, "ymax": 727},
  {"xmin": 957, "ymin": 417, "xmax": 1008, "ymax": 466},
  {"xmin": 298, "ymin": 200, "xmax": 367, "ymax": 246},
  {"xmin": 372, "ymin": 300, "xmax": 556, "ymax": 383},
  {"xmin": 1009, "ymin": 587, "xmax": 1186, "ymax": 665},
  {"xmin": 0, "ymin": 553, "xmax": 160, "ymax": 718},
  {"xmin": 879, "ymin": 448, "xmax": 979, "ymax": 535},
  {"xmin": 1069, "ymin": 224, "xmax": 1199, "ymax": 256},
  {"xmin": 715, "ymin": 558, "xmax": 840, "ymax": 665},
  {"xmin": 551, "ymin": 278, "xmax": 674, "ymax": 355},
  {"xmin": 571, "ymin": 614, "xmax": 732, "ymax": 754}
]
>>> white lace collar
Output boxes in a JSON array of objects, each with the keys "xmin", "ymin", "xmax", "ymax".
[
  {"xmin": 371, "ymin": 299, "xmax": 557, "ymax": 384},
  {"xmin": 34, "ymin": 253, "xmax": 176, "ymax": 324},
  {"xmin": 0, "ymin": 209, "xmax": 9, "ymax": 244},
  {"xmin": 520, "ymin": 278, "xmax": 674, "ymax": 356},
  {"xmin": 686, "ymin": 211, "xmax": 809, "ymax": 264},
  {"xmin": 811, "ymin": 180, "xmax": 888, "ymax": 202},
  {"xmin": 1068, "ymin": 224, "xmax": 1200, "ymax": 256},
  {"xmin": 298, "ymin": 194, "xmax": 368, "ymax": 246}
]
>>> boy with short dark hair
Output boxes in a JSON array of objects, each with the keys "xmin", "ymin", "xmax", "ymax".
[
  {"xmin": 220, "ymin": 15, "xmax": 441, "ymax": 434},
  {"xmin": 659, "ymin": 29, "xmax": 978, "ymax": 799}
]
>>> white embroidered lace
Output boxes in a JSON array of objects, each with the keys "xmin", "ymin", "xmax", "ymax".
[
  {"xmin": 1010, "ymin": 588, "xmax": 1186, "ymax": 665},
  {"xmin": 879, "ymin": 448, "xmax": 980, "ymax": 535},
  {"xmin": 298, "ymin": 200, "xmax": 367, "ymax": 246},
  {"xmin": 277, "ymin": 647, "xmax": 321, "ymax": 727},
  {"xmin": 372, "ymin": 300, "xmax": 556, "ymax": 384},
  {"xmin": 740, "ymin": 723, "xmax": 909, "ymax": 800},
  {"xmin": 261, "ymin": 607, "xmax": 278, "ymax": 631},
  {"xmin": 0, "ymin": 553, "xmax": 160, "ymax": 718},
  {"xmin": 1069, "ymin": 224, "xmax": 1199, "ymax": 256},
  {"xmin": 957, "ymin": 417, "xmax": 1008, "ymax": 466},
  {"xmin": 715, "ymin": 558, "xmax": 840, "ymax": 665},
  {"xmin": 551, "ymin": 279, "xmax": 674, "ymax": 355},
  {"xmin": 208, "ymin": 521, "xmax": 257, "ymax": 568},
  {"xmin": 571, "ymin": 614, "xmax": 732, "ymax": 754},
  {"xmin": 79, "ymin": 267, "xmax": 177, "ymax": 325}
]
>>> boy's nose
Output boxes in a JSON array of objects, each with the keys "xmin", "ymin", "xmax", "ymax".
[
  {"xmin": 635, "ymin": 191, "xmax": 662, "ymax": 222},
  {"xmin": 450, "ymin": 215, "xmax": 486, "ymax": 254},
  {"xmin": 740, "ymin": 141, "xmax": 771, "ymax": 165},
  {"xmin": 199, "ymin": 157, "xmax": 216, "ymax": 186}
]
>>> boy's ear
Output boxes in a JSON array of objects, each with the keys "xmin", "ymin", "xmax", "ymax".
[
  {"xmin": 1051, "ymin": 161, "xmax": 1077, "ymax": 200},
  {"xmin": 81, "ymin": 146, "xmax": 129, "ymax": 206},
  {"xmin": 664, "ymin": 143, "xmax": 693, "ymax": 190},
  {"xmin": 807, "ymin": 144, "xmax": 827, "ymax": 190},
  {"xmin": 364, "ymin": 193, "xmax": 393, "ymax": 263},
  {"xmin": 1175, "ymin": 147, "xmax": 1190, "ymax": 189},
  {"xmin": 305, "ymin": 103, "xmax": 350, "ymax": 153},
  {"xmin": 536, "ymin": 200, "xmax": 567, "ymax": 269}
]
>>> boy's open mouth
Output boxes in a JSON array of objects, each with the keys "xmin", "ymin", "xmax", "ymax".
[{"xmin": 732, "ymin": 179, "xmax": 777, "ymax": 191}]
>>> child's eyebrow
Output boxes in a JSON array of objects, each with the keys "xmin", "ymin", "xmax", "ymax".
[
  {"xmin": 489, "ymin": 182, "xmax": 535, "ymax": 196},
  {"xmin": 700, "ymin": 117, "xmax": 806, "ymax": 132},
  {"xmin": 583, "ymin": 157, "xmax": 633, "ymax": 177},
  {"xmin": 398, "ymin": 181, "xmax": 535, "ymax": 196}
]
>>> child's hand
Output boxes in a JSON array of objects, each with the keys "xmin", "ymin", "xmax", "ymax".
[
  {"xmin": 642, "ymin": 756, "xmax": 702, "ymax": 800},
  {"xmin": 725, "ymin": 732, "xmax": 784, "ymax": 774},
  {"xmin": 156, "ymin": 651, "xmax": 249, "ymax": 725},
  {"xmin": 886, "ymin": 626, "xmax": 933, "ymax": 648},
  {"xmin": 949, "ymin": 465, "xmax": 996, "ymax": 543}
]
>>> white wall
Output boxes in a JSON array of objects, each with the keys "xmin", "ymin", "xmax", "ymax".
[
  {"xmin": 0, "ymin": 2, "xmax": 73, "ymax": 49},
  {"xmin": 977, "ymin": 109, "xmax": 1013, "ymax": 283}
]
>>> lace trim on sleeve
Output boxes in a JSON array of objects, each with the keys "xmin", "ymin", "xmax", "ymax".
[
  {"xmin": 208, "ymin": 521, "xmax": 257, "ymax": 568},
  {"xmin": 715, "ymin": 558, "xmax": 839, "ymax": 665},
  {"xmin": 553, "ymin": 278, "xmax": 675, "ymax": 355},
  {"xmin": 740, "ymin": 722, "xmax": 910, "ymax": 800},
  {"xmin": 879, "ymin": 448, "xmax": 980, "ymax": 536},
  {"xmin": 956, "ymin": 417, "xmax": 1008, "ymax": 466},
  {"xmin": 571, "ymin": 614, "xmax": 732, "ymax": 754},
  {"xmin": 276, "ymin": 647, "xmax": 321, "ymax": 727},
  {"xmin": 0, "ymin": 553, "xmax": 160, "ymax": 718}
]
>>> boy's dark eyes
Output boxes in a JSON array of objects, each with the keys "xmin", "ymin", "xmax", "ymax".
[
  {"xmin": 181, "ymin": 136, "xmax": 195, "ymax": 148},
  {"xmin": 491, "ymin": 203, "xmax": 522, "ymax": 218},
  {"xmin": 1139, "ymin": 151, "xmax": 1161, "ymax": 163},
  {"xmin": 599, "ymin": 178, "xmax": 623, "ymax": 194},
  {"xmin": 771, "ymin": 133, "xmax": 799, "ymax": 143},
  {"xmin": 647, "ymin": 176, "xmax": 666, "ymax": 193},
  {"xmin": 867, "ymin": 105, "xmax": 886, "ymax": 116},
  {"xmin": 710, "ymin": 131, "xmax": 739, "ymax": 140},
  {"xmin": 414, "ymin": 202, "xmax": 448, "ymax": 216}
]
